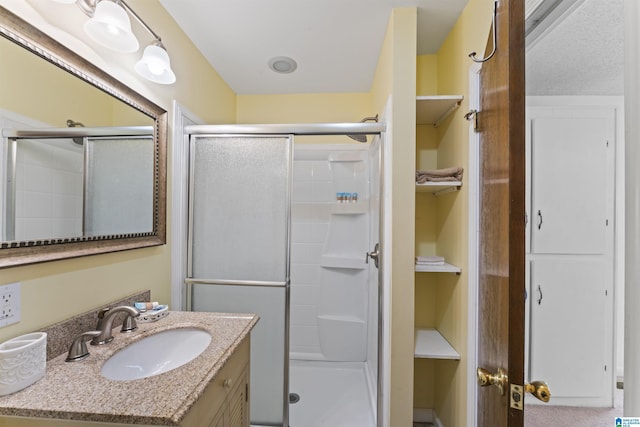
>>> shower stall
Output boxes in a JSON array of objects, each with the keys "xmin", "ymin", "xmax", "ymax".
[
  {"xmin": 1, "ymin": 111, "xmax": 154, "ymax": 242},
  {"xmin": 183, "ymin": 123, "xmax": 384, "ymax": 427}
]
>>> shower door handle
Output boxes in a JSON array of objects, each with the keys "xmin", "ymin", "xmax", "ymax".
[{"xmin": 366, "ymin": 243, "xmax": 380, "ymax": 269}]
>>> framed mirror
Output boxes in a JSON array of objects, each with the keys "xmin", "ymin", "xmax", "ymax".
[{"xmin": 0, "ymin": 6, "xmax": 167, "ymax": 268}]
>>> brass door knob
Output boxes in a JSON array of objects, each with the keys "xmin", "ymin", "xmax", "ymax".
[
  {"xmin": 477, "ymin": 367, "xmax": 508, "ymax": 396},
  {"xmin": 525, "ymin": 381, "xmax": 551, "ymax": 402}
]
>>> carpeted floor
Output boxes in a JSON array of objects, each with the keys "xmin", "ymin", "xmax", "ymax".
[{"xmin": 525, "ymin": 388, "xmax": 623, "ymax": 427}]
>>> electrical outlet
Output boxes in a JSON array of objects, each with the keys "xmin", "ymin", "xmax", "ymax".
[{"xmin": 0, "ymin": 282, "xmax": 21, "ymax": 327}]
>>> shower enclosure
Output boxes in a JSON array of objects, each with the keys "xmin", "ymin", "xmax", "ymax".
[
  {"xmin": 184, "ymin": 123, "xmax": 383, "ymax": 427},
  {"xmin": 288, "ymin": 141, "xmax": 381, "ymax": 427},
  {"xmin": 1, "ymin": 111, "xmax": 153, "ymax": 242}
]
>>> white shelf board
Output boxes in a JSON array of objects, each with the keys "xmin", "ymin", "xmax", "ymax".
[
  {"xmin": 416, "ymin": 95, "xmax": 464, "ymax": 126},
  {"xmin": 330, "ymin": 203, "xmax": 367, "ymax": 215},
  {"xmin": 416, "ymin": 181, "xmax": 462, "ymax": 195},
  {"xmin": 415, "ymin": 262, "xmax": 461, "ymax": 274},
  {"xmin": 414, "ymin": 329, "xmax": 460, "ymax": 360}
]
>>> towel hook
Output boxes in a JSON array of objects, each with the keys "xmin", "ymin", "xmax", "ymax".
[{"xmin": 469, "ymin": 1, "xmax": 498, "ymax": 63}]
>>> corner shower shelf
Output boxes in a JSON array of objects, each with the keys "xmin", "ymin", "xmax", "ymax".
[
  {"xmin": 330, "ymin": 203, "xmax": 367, "ymax": 215},
  {"xmin": 416, "ymin": 181, "xmax": 462, "ymax": 196},
  {"xmin": 328, "ymin": 152, "xmax": 366, "ymax": 162},
  {"xmin": 416, "ymin": 95, "xmax": 464, "ymax": 127},
  {"xmin": 415, "ymin": 262, "xmax": 461, "ymax": 274},
  {"xmin": 414, "ymin": 329, "xmax": 460, "ymax": 360},
  {"xmin": 321, "ymin": 255, "xmax": 366, "ymax": 270}
]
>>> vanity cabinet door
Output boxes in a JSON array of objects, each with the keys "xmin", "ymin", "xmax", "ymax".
[
  {"xmin": 182, "ymin": 337, "xmax": 250, "ymax": 427},
  {"xmin": 227, "ymin": 368, "xmax": 249, "ymax": 427},
  {"xmin": 209, "ymin": 405, "xmax": 227, "ymax": 427},
  {"xmin": 208, "ymin": 367, "xmax": 249, "ymax": 427}
]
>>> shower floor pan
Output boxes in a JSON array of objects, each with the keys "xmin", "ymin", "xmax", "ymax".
[{"xmin": 288, "ymin": 360, "xmax": 375, "ymax": 427}]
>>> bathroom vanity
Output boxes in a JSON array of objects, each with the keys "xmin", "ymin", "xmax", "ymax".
[{"xmin": 0, "ymin": 311, "xmax": 257, "ymax": 426}]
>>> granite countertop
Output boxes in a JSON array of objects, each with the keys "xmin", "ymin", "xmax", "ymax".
[{"xmin": 0, "ymin": 311, "xmax": 259, "ymax": 425}]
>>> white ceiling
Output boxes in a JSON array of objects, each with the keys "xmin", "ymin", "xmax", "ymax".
[
  {"xmin": 526, "ymin": 0, "xmax": 624, "ymax": 96},
  {"xmin": 159, "ymin": 0, "xmax": 470, "ymax": 95}
]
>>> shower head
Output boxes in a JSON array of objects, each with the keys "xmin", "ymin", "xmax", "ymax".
[
  {"xmin": 347, "ymin": 114, "xmax": 379, "ymax": 143},
  {"xmin": 66, "ymin": 119, "xmax": 85, "ymax": 128},
  {"xmin": 67, "ymin": 119, "xmax": 85, "ymax": 145}
]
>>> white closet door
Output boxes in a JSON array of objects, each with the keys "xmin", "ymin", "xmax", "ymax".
[
  {"xmin": 530, "ymin": 111, "xmax": 613, "ymax": 254},
  {"xmin": 529, "ymin": 259, "xmax": 611, "ymax": 401}
]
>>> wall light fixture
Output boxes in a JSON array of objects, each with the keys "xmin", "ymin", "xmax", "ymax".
[{"xmin": 51, "ymin": 0, "xmax": 176, "ymax": 84}]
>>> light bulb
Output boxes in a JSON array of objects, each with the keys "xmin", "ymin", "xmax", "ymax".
[
  {"xmin": 135, "ymin": 43, "xmax": 176, "ymax": 84},
  {"xmin": 84, "ymin": 0, "xmax": 139, "ymax": 53},
  {"xmin": 147, "ymin": 61, "xmax": 165, "ymax": 76}
]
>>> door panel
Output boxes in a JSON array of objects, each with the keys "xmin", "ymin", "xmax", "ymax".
[
  {"xmin": 476, "ymin": 0, "xmax": 526, "ymax": 425},
  {"xmin": 531, "ymin": 115, "xmax": 611, "ymax": 254},
  {"xmin": 529, "ymin": 259, "xmax": 608, "ymax": 398},
  {"xmin": 187, "ymin": 134, "xmax": 291, "ymax": 426},
  {"xmin": 189, "ymin": 135, "xmax": 290, "ymax": 282},
  {"xmin": 192, "ymin": 284, "xmax": 286, "ymax": 425},
  {"xmin": 84, "ymin": 136, "xmax": 154, "ymax": 236}
]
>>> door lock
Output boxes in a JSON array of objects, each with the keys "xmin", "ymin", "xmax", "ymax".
[
  {"xmin": 479, "ymin": 367, "xmax": 551, "ymax": 409},
  {"xmin": 525, "ymin": 380, "xmax": 551, "ymax": 402},
  {"xmin": 510, "ymin": 381, "xmax": 551, "ymax": 410},
  {"xmin": 366, "ymin": 243, "xmax": 380, "ymax": 268},
  {"xmin": 477, "ymin": 367, "xmax": 508, "ymax": 396}
]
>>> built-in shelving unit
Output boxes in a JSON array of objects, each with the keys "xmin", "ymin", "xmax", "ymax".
[
  {"xmin": 415, "ymin": 262, "xmax": 461, "ymax": 274},
  {"xmin": 416, "ymin": 181, "xmax": 462, "ymax": 196},
  {"xmin": 416, "ymin": 95, "xmax": 464, "ymax": 126},
  {"xmin": 414, "ymin": 95, "xmax": 464, "ymax": 374},
  {"xmin": 414, "ymin": 329, "xmax": 460, "ymax": 360}
]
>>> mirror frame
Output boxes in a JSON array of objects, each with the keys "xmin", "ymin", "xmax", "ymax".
[{"xmin": 0, "ymin": 6, "xmax": 167, "ymax": 268}]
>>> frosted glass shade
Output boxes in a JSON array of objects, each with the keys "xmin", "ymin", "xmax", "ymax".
[
  {"xmin": 135, "ymin": 44, "xmax": 176, "ymax": 84},
  {"xmin": 84, "ymin": 0, "xmax": 139, "ymax": 53},
  {"xmin": 51, "ymin": 0, "xmax": 77, "ymax": 3}
]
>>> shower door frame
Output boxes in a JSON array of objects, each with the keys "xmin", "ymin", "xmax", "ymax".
[
  {"xmin": 181, "ymin": 121, "xmax": 386, "ymax": 427},
  {"xmin": 3, "ymin": 127, "xmax": 153, "ymax": 241},
  {"xmin": 186, "ymin": 132, "xmax": 293, "ymax": 426}
]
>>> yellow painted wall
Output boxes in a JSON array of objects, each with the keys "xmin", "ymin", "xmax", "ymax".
[
  {"xmin": 0, "ymin": 0, "xmax": 235, "ymax": 342},
  {"xmin": 412, "ymin": 0, "xmax": 495, "ymax": 425},
  {"xmin": 371, "ymin": 8, "xmax": 417, "ymax": 427},
  {"xmin": 237, "ymin": 93, "xmax": 373, "ymax": 123},
  {"xmin": 236, "ymin": 92, "xmax": 373, "ymax": 144},
  {"xmin": 0, "ymin": 36, "xmax": 149, "ymax": 127},
  {"xmin": 416, "ymin": 54, "xmax": 438, "ymax": 96}
]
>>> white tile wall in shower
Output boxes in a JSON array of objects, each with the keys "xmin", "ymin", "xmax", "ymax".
[
  {"xmin": 14, "ymin": 139, "xmax": 83, "ymax": 241},
  {"xmin": 290, "ymin": 146, "xmax": 371, "ymax": 361},
  {"xmin": 291, "ymin": 158, "xmax": 330, "ymax": 359}
]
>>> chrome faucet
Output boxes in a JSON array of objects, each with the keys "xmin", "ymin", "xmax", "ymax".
[{"xmin": 90, "ymin": 306, "xmax": 140, "ymax": 345}]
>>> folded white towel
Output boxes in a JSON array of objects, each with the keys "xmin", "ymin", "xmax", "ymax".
[
  {"xmin": 416, "ymin": 167, "xmax": 464, "ymax": 183},
  {"xmin": 415, "ymin": 256, "xmax": 445, "ymax": 265}
]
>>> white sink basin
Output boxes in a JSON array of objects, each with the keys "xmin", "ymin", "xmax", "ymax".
[{"xmin": 101, "ymin": 328, "xmax": 212, "ymax": 381}]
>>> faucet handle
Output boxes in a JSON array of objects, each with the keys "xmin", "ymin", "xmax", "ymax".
[
  {"xmin": 65, "ymin": 331, "xmax": 102, "ymax": 362},
  {"xmin": 121, "ymin": 311, "xmax": 139, "ymax": 333},
  {"xmin": 95, "ymin": 307, "xmax": 110, "ymax": 330}
]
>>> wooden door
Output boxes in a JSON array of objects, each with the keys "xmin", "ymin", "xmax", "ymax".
[{"xmin": 476, "ymin": 0, "xmax": 526, "ymax": 426}]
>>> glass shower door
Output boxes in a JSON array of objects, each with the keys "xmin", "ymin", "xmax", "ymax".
[
  {"xmin": 84, "ymin": 136, "xmax": 154, "ymax": 236},
  {"xmin": 187, "ymin": 134, "xmax": 292, "ymax": 426}
]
